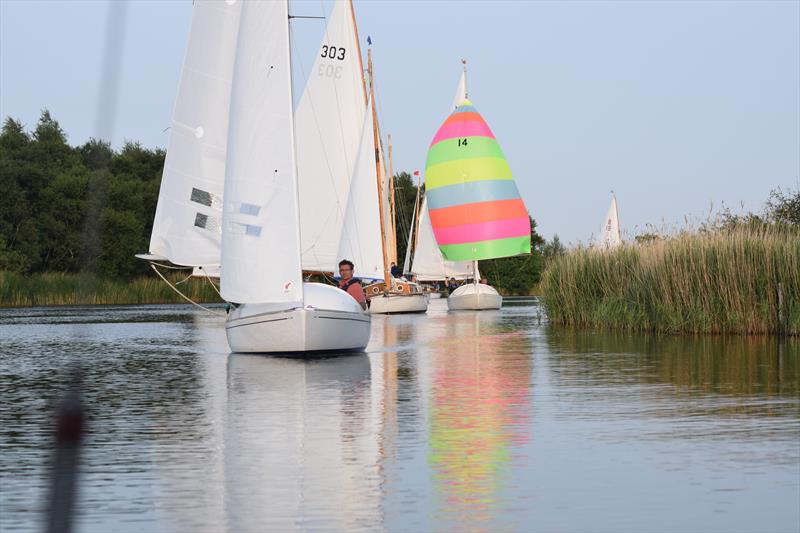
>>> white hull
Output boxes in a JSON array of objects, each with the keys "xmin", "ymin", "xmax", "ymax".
[
  {"xmin": 369, "ymin": 293, "xmax": 429, "ymax": 314},
  {"xmin": 226, "ymin": 283, "xmax": 370, "ymax": 353},
  {"xmin": 428, "ymin": 292, "xmax": 442, "ymax": 299},
  {"xmin": 447, "ymin": 283, "xmax": 503, "ymax": 311}
]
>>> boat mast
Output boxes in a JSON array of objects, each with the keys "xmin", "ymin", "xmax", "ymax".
[
  {"xmin": 348, "ymin": 0, "xmax": 368, "ymax": 105},
  {"xmin": 388, "ymin": 133, "xmax": 397, "ymax": 264},
  {"xmin": 462, "ymin": 59, "xmax": 479, "ymax": 284},
  {"xmin": 368, "ymin": 49, "xmax": 392, "ymax": 289},
  {"xmin": 286, "ymin": 0, "xmax": 305, "ymax": 300}
]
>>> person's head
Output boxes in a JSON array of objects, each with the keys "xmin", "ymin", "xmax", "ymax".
[
  {"xmin": 480, "ymin": 278, "xmax": 488, "ymax": 284},
  {"xmin": 339, "ymin": 259, "xmax": 355, "ymax": 280},
  {"xmin": 391, "ymin": 262, "xmax": 396, "ymax": 267},
  {"xmin": 450, "ymin": 277, "xmax": 456, "ymax": 283}
]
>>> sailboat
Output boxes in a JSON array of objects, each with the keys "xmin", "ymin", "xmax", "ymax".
[
  {"xmin": 141, "ymin": 0, "xmax": 374, "ymax": 353},
  {"xmin": 424, "ymin": 63, "xmax": 531, "ymax": 310},
  {"xmin": 596, "ymin": 192, "xmax": 622, "ymax": 249},
  {"xmin": 356, "ymin": 50, "xmax": 429, "ymax": 315}
]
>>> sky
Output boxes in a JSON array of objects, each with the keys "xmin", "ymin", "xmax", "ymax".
[{"xmin": 1, "ymin": 0, "xmax": 798, "ymax": 244}]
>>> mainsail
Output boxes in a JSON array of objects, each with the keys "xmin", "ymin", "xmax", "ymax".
[
  {"xmin": 148, "ymin": 0, "xmax": 241, "ymax": 267},
  {"xmin": 597, "ymin": 193, "xmax": 622, "ymax": 249},
  {"xmin": 424, "ymin": 100, "xmax": 531, "ymax": 261},
  {"xmin": 220, "ymin": 0, "xmax": 303, "ymax": 305},
  {"xmin": 295, "ymin": 0, "xmax": 366, "ymax": 273}
]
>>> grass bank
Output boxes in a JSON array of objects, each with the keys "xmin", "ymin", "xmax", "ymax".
[
  {"xmin": 0, "ymin": 271, "xmax": 223, "ymax": 307},
  {"xmin": 540, "ymin": 227, "xmax": 799, "ymax": 336}
]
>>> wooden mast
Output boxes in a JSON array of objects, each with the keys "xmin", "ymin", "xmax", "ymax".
[
  {"xmin": 368, "ymin": 49, "xmax": 392, "ymax": 290},
  {"xmin": 348, "ymin": 0, "xmax": 368, "ymax": 105},
  {"xmin": 388, "ymin": 134, "xmax": 397, "ymax": 264}
]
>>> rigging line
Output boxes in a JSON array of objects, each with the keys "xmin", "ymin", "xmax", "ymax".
[
  {"xmin": 199, "ymin": 267, "xmax": 223, "ymax": 299},
  {"xmin": 149, "ymin": 263, "xmax": 225, "ymax": 316}
]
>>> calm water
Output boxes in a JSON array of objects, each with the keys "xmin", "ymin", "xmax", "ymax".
[{"xmin": 1, "ymin": 300, "xmax": 798, "ymax": 532}]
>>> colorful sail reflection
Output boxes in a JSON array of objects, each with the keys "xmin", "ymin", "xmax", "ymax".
[
  {"xmin": 425, "ymin": 100, "xmax": 531, "ymax": 261},
  {"xmin": 429, "ymin": 314, "xmax": 532, "ymax": 527}
]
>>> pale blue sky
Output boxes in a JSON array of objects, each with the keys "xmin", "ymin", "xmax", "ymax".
[{"xmin": 1, "ymin": 0, "xmax": 798, "ymax": 244}]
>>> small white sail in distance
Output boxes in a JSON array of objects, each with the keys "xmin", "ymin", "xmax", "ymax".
[
  {"xmin": 597, "ymin": 193, "xmax": 622, "ymax": 249},
  {"xmin": 147, "ymin": 0, "xmax": 241, "ymax": 268},
  {"xmin": 295, "ymin": 0, "xmax": 366, "ymax": 273},
  {"xmin": 336, "ymin": 96, "xmax": 385, "ymax": 281},
  {"xmin": 219, "ymin": 0, "xmax": 303, "ymax": 305}
]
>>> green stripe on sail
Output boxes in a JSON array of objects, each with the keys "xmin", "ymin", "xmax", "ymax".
[
  {"xmin": 439, "ymin": 235, "xmax": 531, "ymax": 261},
  {"xmin": 425, "ymin": 157, "xmax": 513, "ymax": 190},
  {"xmin": 426, "ymin": 137, "xmax": 506, "ymax": 168}
]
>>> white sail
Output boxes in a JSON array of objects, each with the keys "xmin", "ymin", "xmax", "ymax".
[
  {"xmin": 220, "ymin": 0, "xmax": 303, "ymax": 305},
  {"xmin": 597, "ymin": 194, "xmax": 622, "ymax": 249},
  {"xmin": 337, "ymin": 97, "xmax": 384, "ymax": 281},
  {"xmin": 295, "ymin": 0, "xmax": 366, "ymax": 273},
  {"xmin": 451, "ymin": 68, "xmax": 467, "ymax": 110},
  {"xmin": 411, "ymin": 197, "xmax": 474, "ymax": 281},
  {"xmin": 401, "ymin": 185, "xmax": 419, "ymax": 274},
  {"xmin": 148, "ymin": 0, "xmax": 241, "ymax": 267}
]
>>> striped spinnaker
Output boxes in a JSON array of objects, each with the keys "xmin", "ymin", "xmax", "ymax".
[{"xmin": 424, "ymin": 100, "xmax": 531, "ymax": 261}]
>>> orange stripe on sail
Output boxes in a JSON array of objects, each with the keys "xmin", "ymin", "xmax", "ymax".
[{"xmin": 429, "ymin": 199, "xmax": 528, "ymax": 228}]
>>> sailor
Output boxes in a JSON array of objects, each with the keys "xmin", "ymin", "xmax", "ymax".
[
  {"xmin": 447, "ymin": 277, "xmax": 459, "ymax": 294},
  {"xmin": 338, "ymin": 259, "xmax": 367, "ymax": 310},
  {"xmin": 390, "ymin": 262, "xmax": 402, "ymax": 278}
]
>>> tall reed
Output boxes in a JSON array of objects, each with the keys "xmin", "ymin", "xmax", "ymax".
[
  {"xmin": 0, "ymin": 271, "xmax": 223, "ymax": 307},
  {"xmin": 541, "ymin": 226, "xmax": 799, "ymax": 335}
]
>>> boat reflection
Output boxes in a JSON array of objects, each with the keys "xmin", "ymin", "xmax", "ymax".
[
  {"xmin": 223, "ymin": 352, "xmax": 382, "ymax": 531},
  {"xmin": 427, "ymin": 311, "xmax": 533, "ymax": 530}
]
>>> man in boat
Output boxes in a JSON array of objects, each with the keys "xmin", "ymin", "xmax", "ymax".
[
  {"xmin": 447, "ymin": 277, "xmax": 459, "ymax": 295},
  {"xmin": 338, "ymin": 259, "xmax": 367, "ymax": 310},
  {"xmin": 390, "ymin": 262, "xmax": 402, "ymax": 278}
]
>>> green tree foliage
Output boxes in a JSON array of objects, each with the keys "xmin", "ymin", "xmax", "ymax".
[
  {"xmin": 0, "ymin": 110, "xmax": 164, "ymax": 279},
  {"xmin": 392, "ymin": 171, "xmax": 421, "ymax": 266},
  {"xmin": 480, "ymin": 217, "xmax": 545, "ymax": 295}
]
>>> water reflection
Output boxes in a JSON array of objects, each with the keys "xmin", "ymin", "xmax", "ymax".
[
  {"xmin": 427, "ymin": 311, "xmax": 533, "ymax": 531},
  {"xmin": 224, "ymin": 354, "xmax": 381, "ymax": 531}
]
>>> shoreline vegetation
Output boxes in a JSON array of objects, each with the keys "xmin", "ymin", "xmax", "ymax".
[
  {"xmin": 0, "ymin": 271, "xmax": 223, "ymax": 308},
  {"xmin": 541, "ymin": 226, "xmax": 799, "ymax": 336}
]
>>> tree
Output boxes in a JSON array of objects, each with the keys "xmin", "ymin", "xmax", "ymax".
[{"xmin": 765, "ymin": 187, "xmax": 800, "ymax": 227}]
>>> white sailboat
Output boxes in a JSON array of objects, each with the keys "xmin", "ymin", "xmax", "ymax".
[
  {"xmin": 597, "ymin": 192, "xmax": 622, "ymax": 249},
  {"xmin": 140, "ymin": 0, "xmax": 375, "ymax": 352},
  {"xmin": 223, "ymin": 0, "xmax": 371, "ymax": 353}
]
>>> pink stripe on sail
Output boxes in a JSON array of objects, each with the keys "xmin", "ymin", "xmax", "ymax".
[
  {"xmin": 430, "ymin": 120, "xmax": 495, "ymax": 146},
  {"xmin": 433, "ymin": 216, "xmax": 530, "ymax": 245}
]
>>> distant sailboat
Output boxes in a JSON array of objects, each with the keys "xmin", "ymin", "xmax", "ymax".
[
  {"xmin": 597, "ymin": 193, "xmax": 622, "ymax": 249},
  {"xmin": 424, "ymin": 64, "xmax": 531, "ymax": 310}
]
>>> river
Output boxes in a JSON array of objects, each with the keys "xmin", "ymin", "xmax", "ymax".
[{"xmin": 1, "ymin": 299, "xmax": 797, "ymax": 532}]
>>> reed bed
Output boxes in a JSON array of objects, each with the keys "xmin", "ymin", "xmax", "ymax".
[
  {"xmin": 0, "ymin": 271, "xmax": 223, "ymax": 307},
  {"xmin": 541, "ymin": 227, "xmax": 799, "ymax": 335}
]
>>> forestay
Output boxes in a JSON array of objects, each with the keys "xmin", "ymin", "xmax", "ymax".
[
  {"xmin": 220, "ymin": 0, "xmax": 303, "ymax": 305},
  {"xmin": 411, "ymin": 197, "xmax": 474, "ymax": 281},
  {"xmin": 148, "ymin": 0, "xmax": 241, "ymax": 267},
  {"xmin": 424, "ymin": 99, "xmax": 531, "ymax": 261},
  {"xmin": 337, "ymin": 97, "xmax": 384, "ymax": 281},
  {"xmin": 295, "ymin": 0, "xmax": 366, "ymax": 273}
]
